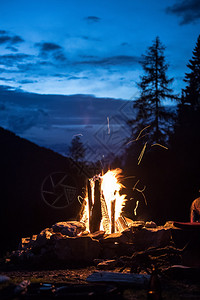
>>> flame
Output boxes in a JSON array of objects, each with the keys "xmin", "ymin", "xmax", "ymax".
[{"xmin": 81, "ymin": 168, "xmax": 127, "ymax": 234}]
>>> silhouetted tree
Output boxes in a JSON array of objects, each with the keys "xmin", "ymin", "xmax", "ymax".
[
  {"xmin": 129, "ymin": 37, "xmax": 177, "ymax": 144},
  {"xmin": 183, "ymin": 35, "xmax": 200, "ymax": 109},
  {"xmin": 69, "ymin": 136, "xmax": 85, "ymax": 162}
]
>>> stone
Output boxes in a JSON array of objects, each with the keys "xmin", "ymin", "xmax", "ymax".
[
  {"xmin": 124, "ymin": 218, "xmax": 145, "ymax": 229},
  {"xmin": 145, "ymin": 221, "xmax": 157, "ymax": 228},
  {"xmin": 18, "ymin": 237, "xmax": 31, "ymax": 250},
  {"xmin": 32, "ymin": 228, "xmax": 53, "ymax": 250},
  {"xmin": 97, "ymin": 259, "xmax": 117, "ymax": 270},
  {"xmin": 55, "ymin": 236, "xmax": 101, "ymax": 262},
  {"xmin": 132, "ymin": 227, "xmax": 172, "ymax": 251},
  {"xmin": 52, "ymin": 221, "xmax": 86, "ymax": 237},
  {"xmin": 88, "ymin": 231, "xmax": 105, "ymax": 240}
]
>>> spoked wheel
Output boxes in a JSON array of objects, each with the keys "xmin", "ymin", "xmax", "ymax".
[{"xmin": 41, "ymin": 172, "xmax": 78, "ymax": 209}]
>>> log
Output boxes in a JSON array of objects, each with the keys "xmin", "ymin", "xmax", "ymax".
[
  {"xmin": 90, "ymin": 179, "xmax": 102, "ymax": 233},
  {"xmin": 87, "ymin": 180, "xmax": 93, "ymax": 232},
  {"xmin": 87, "ymin": 271, "xmax": 150, "ymax": 287},
  {"xmin": 100, "ymin": 194, "xmax": 110, "ymax": 234},
  {"xmin": 116, "ymin": 216, "xmax": 129, "ymax": 232},
  {"xmin": 111, "ymin": 200, "xmax": 116, "ymax": 233}
]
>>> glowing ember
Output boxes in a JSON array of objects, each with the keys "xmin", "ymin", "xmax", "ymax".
[{"xmin": 81, "ymin": 168, "xmax": 127, "ymax": 234}]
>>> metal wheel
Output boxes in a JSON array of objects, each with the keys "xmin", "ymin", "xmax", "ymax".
[{"xmin": 41, "ymin": 172, "xmax": 78, "ymax": 209}]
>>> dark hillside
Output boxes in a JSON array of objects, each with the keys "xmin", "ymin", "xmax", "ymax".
[{"xmin": 0, "ymin": 127, "xmax": 84, "ymax": 255}]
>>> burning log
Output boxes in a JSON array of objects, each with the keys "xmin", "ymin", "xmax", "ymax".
[
  {"xmin": 90, "ymin": 178, "xmax": 102, "ymax": 233},
  {"xmin": 111, "ymin": 199, "xmax": 116, "ymax": 234},
  {"xmin": 81, "ymin": 169, "xmax": 127, "ymax": 234},
  {"xmin": 87, "ymin": 180, "xmax": 93, "ymax": 232},
  {"xmin": 100, "ymin": 194, "xmax": 110, "ymax": 234}
]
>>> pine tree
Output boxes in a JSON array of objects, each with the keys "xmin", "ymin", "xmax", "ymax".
[
  {"xmin": 69, "ymin": 136, "xmax": 85, "ymax": 162},
  {"xmin": 129, "ymin": 37, "xmax": 177, "ymax": 144},
  {"xmin": 183, "ymin": 35, "xmax": 200, "ymax": 109}
]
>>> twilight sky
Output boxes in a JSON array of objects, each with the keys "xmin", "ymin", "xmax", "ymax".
[{"xmin": 0, "ymin": 0, "xmax": 199, "ymax": 99}]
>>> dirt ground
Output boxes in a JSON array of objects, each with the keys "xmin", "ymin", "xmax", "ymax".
[{"xmin": 1, "ymin": 267, "xmax": 200, "ymax": 299}]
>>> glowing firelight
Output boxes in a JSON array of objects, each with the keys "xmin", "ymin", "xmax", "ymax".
[{"xmin": 81, "ymin": 168, "xmax": 127, "ymax": 234}]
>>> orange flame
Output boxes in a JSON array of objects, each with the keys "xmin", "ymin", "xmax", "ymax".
[{"xmin": 81, "ymin": 168, "xmax": 127, "ymax": 234}]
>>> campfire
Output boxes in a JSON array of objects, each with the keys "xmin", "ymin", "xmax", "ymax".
[{"xmin": 80, "ymin": 168, "xmax": 128, "ymax": 234}]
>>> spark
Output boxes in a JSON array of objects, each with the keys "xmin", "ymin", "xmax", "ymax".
[
  {"xmin": 134, "ymin": 200, "xmax": 139, "ymax": 216},
  {"xmin": 138, "ymin": 142, "xmax": 147, "ymax": 165},
  {"xmin": 136, "ymin": 125, "xmax": 151, "ymax": 140},
  {"xmin": 126, "ymin": 125, "xmax": 151, "ymax": 145},
  {"xmin": 151, "ymin": 143, "xmax": 168, "ymax": 150},
  {"xmin": 77, "ymin": 195, "xmax": 84, "ymax": 205},
  {"xmin": 132, "ymin": 180, "xmax": 147, "ymax": 206},
  {"xmin": 107, "ymin": 117, "xmax": 110, "ymax": 134}
]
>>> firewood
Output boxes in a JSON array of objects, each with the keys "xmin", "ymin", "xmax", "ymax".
[
  {"xmin": 87, "ymin": 180, "xmax": 93, "ymax": 232},
  {"xmin": 90, "ymin": 179, "xmax": 102, "ymax": 233},
  {"xmin": 111, "ymin": 199, "xmax": 116, "ymax": 233}
]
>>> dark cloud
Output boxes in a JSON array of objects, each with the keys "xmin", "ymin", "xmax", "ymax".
[
  {"xmin": 166, "ymin": 0, "xmax": 200, "ymax": 25},
  {"xmin": 79, "ymin": 54, "xmax": 98, "ymax": 59},
  {"xmin": 0, "ymin": 30, "xmax": 8, "ymax": 35},
  {"xmin": 6, "ymin": 46, "xmax": 18, "ymax": 52},
  {"xmin": 67, "ymin": 75, "xmax": 89, "ymax": 80},
  {"xmin": 36, "ymin": 42, "xmax": 62, "ymax": 52},
  {"xmin": 77, "ymin": 55, "xmax": 140, "ymax": 66},
  {"xmin": 8, "ymin": 114, "xmax": 39, "ymax": 133},
  {"xmin": 121, "ymin": 42, "xmax": 129, "ymax": 46},
  {"xmin": 84, "ymin": 16, "xmax": 101, "ymax": 23},
  {"xmin": 35, "ymin": 42, "xmax": 66, "ymax": 61},
  {"xmin": 81, "ymin": 35, "xmax": 101, "ymax": 41},
  {"xmin": 0, "ymin": 34, "xmax": 24, "ymax": 45},
  {"xmin": 0, "ymin": 36, "xmax": 10, "ymax": 44},
  {"xmin": 0, "ymin": 54, "xmax": 33, "ymax": 67},
  {"xmin": 18, "ymin": 79, "xmax": 38, "ymax": 84}
]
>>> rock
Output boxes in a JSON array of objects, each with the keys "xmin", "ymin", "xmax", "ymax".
[
  {"xmin": 88, "ymin": 231, "xmax": 105, "ymax": 240},
  {"xmin": 145, "ymin": 221, "xmax": 157, "ymax": 228},
  {"xmin": 100, "ymin": 233, "xmax": 123, "ymax": 244},
  {"xmin": 124, "ymin": 218, "xmax": 145, "ymax": 229},
  {"xmin": 18, "ymin": 237, "xmax": 31, "ymax": 250},
  {"xmin": 163, "ymin": 265, "xmax": 200, "ymax": 280},
  {"xmin": 132, "ymin": 227, "xmax": 172, "ymax": 251},
  {"xmin": 55, "ymin": 236, "xmax": 101, "ymax": 262},
  {"xmin": 33, "ymin": 228, "xmax": 53, "ymax": 249},
  {"xmin": 52, "ymin": 221, "xmax": 86, "ymax": 237},
  {"xmin": 97, "ymin": 259, "xmax": 117, "ymax": 270}
]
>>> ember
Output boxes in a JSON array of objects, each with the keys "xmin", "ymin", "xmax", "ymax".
[{"xmin": 81, "ymin": 169, "xmax": 127, "ymax": 234}]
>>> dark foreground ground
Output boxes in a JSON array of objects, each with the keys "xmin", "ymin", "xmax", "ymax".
[{"xmin": 1, "ymin": 267, "xmax": 200, "ymax": 300}]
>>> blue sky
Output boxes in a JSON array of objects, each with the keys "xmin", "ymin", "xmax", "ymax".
[{"xmin": 0, "ymin": 0, "xmax": 199, "ymax": 99}]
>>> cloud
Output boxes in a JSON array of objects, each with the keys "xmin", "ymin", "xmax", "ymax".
[
  {"xmin": 35, "ymin": 42, "xmax": 67, "ymax": 61},
  {"xmin": 36, "ymin": 42, "xmax": 62, "ymax": 52},
  {"xmin": 0, "ymin": 30, "xmax": 8, "ymax": 35},
  {"xmin": 67, "ymin": 75, "xmax": 89, "ymax": 80},
  {"xmin": 18, "ymin": 79, "xmax": 38, "ymax": 84},
  {"xmin": 84, "ymin": 16, "xmax": 101, "ymax": 23},
  {"xmin": 6, "ymin": 46, "xmax": 18, "ymax": 52},
  {"xmin": 8, "ymin": 115, "xmax": 38, "ymax": 133},
  {"xmin": 81, "ymin": 35, "xmax": 101, "ymax": 41},
  {"xmin": 166, "ymin": 0, "xmax": 200, "ymax": 24},
  {"xmin": 121, "ymin": 42, "xmax": 129, "ymax": 46},
  {"xmin": 0, "ymin": 33, "xmax": 24, "ymax": 45},
  {"xmin": 76, "ymin": 55, "xmax": 140, "ymax": 66},
  {"xmin": 0, "ymin": 53, "xmax": 33, "ymax": 67}
]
